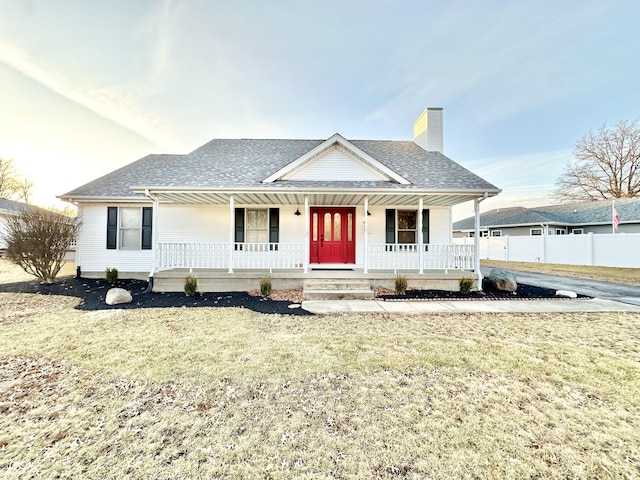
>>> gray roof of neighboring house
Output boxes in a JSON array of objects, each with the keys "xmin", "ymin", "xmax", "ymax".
[
  {"xmin": 0, "ymin": 198, "xmax": 51, "ymax": 215},
  {"xmin": 60, "ymin": 138, "xmax": 499, "ymax": 199},
  {"xmin": 453, "ymin": 198, "xmax": 640, "ymax": 230}
]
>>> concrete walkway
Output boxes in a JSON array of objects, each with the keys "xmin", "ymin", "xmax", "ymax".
[
  {"xmin": 302, "ymin": 298, "xmax": 640, "ymax": 314},
  {"xmin": 302, "ymin": 269, "xmax": 640, "ymax": 314}
]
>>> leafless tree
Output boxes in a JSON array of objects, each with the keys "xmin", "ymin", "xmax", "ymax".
[
  {"xmin": 16, "ymin": 178, "xmax": 35, "ymax": 204},
  {"xmin": 3, "ymin": 208, "xmax": 79, "ymax": 283},
  {"xmin": 554, "ymin": 120, "xmax": 640, "ymax": 201},
  {"xmin": 0, "ymin": 158, "xmax": 19, "ymax": 199}
]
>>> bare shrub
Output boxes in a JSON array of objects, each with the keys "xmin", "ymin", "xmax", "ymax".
[{"xmin": 3, "ymin": 207, "xmax": 78, "ymax": 283}]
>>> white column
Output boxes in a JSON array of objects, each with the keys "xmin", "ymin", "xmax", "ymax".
[
  {"xmin": 363, "ymin": 196, "xmax": 369, "ymax": 273},
  {"xmin": 474, "ymin": 197, "xmax": 483, "ymax": 290},
  {"xmin": 228, "ymin": 195, "xmax": 234, "ymax": 273},
  {"xmin": 151, "ymin": 196, "xmax": 159, "ymax": 276},
  {"xmin": 418, "ymin": 197, "xmax": 424, "ymax": 274},
  {"xmin": 304, "ymin": 196, "xmax": 309, "ymax": 273}
]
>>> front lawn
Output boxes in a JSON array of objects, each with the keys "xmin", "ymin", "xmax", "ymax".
[{"xmin": 1, "ymin": 290, "xmax": 638, "ymax": 479}]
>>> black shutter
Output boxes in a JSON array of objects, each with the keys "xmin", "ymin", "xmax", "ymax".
[
  {"xmin": 422, "ymin": 209, "xmax": 430, "ymax": 244},
  {"xmin": 106, "ymin": 207, "xmax": 118, "ymax": 249},
  {"xmin": 235, "ymin": 208, "xmax": 245, "ymax": 242},
  {"xmin": 269, "ymin": 208, "xmax": 279, "ymax": 250},
  {"xmin": 141, "ymin": 207, "xmax": 153, "ymax": 250},
  {"xmin": 385, "ymin": 209, "xmax": 396, "ymax": 244}
]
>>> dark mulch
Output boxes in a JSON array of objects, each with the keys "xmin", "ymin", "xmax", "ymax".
[
  {"xmin": 0, "ymin": 276, "xmax": 589, "ymax": 316},
  {"xmin": 379, "ymin": 279, "xmax": 590, "ymax": 301},
  {"xmin": 0, "ymin": 277, "xmax": 313, "ymax": 316}
]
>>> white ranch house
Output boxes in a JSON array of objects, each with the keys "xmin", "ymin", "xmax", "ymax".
[{"xmin": 60, "ymin": 109, "xmax": 500, "ymax": 292}]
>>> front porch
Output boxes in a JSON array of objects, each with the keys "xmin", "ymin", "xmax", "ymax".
[
  {"xmin": 153, "ymin": 267, "xmax": 475, "ymax": 293},
  {"xmin": 153, "ymin": 241, "xmax": 475, "ymax": 292}
]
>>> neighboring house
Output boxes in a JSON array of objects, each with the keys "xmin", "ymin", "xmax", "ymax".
[
  {"xmin": 0, "ymin": 198, "xmax": 50, "ymax": 250},
  {"xmin": 453, "ymin": 198, "xmax": 640, "ymax": 238},
  {"xmin": 60, "ymin": 108, "xmax": 500, "ymax": 292}
]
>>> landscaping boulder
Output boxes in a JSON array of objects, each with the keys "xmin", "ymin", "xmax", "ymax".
[
  {"xmin": 486, "ymin": 268, "xmax": 518, "ymax": 293},
  {"xmin": 106, "ymin": 288, "xmax": 133, "ymax": 305},
  {"xmin": 556, "ymin": 290, "xmax": 578, "ymax": 298}
]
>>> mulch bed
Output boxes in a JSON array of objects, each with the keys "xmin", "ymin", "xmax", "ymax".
[
  {"xmin": 379, "ymin": 280, "xmax": 591, "ymax": 302},
  {"xmin": 0, "ymin": 276, "xmax": 589, "ymax": 316},
  {"xmin": 0, "ymin": 277, "xmax": 313, "ymax": 316}
]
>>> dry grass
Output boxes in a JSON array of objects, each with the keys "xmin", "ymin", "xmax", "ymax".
[
  {"xmin": 0, "ymin": 257, "xmax": 76, "ymax": 284},
  {"xmin": 482, "ymin": 260, "xmax": 640, "ymax": 287},
  {"xmin": 1, "ymin": 288, "xmax": 639, "ymax": 478}
]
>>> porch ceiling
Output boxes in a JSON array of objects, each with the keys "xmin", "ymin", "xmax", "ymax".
[{"xmin": 147, "ymin": 190, "xmax": 491, "ymax": 207}]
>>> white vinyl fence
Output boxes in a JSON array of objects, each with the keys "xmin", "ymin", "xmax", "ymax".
[{"xmin": 455, "ymin": 233, "xmax": 640, "ymax": 268}]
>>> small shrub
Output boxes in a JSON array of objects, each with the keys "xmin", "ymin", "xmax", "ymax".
[
  {"xmin": 105, "ymin": 267, "xmax": 118, "ymax": 285},
  {"xmin": 395, "ymin": 275, "xmax": 408, "ymax": 295},
  {"xmin": 459, "ymin": 276, "xmax": 474, "ymax": 295},
  {"xmin": 184, "ymin": 275, "xmax": 198, "ymax": 297},
  {"xmin": 260, "ymin": 275, "xmax": 272, "ymax": 298}
]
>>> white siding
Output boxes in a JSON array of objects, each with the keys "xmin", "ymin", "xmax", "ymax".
[
  {"xmin": 282, "ymin": 146, "xmax": 388, "ymax": 182},
  {"xmin": 78, "ymin": 204, "xmax": 153, "ymax": 277},
  {"xmin": 429, "ymin": 207, "xmax": 451, "ymax": 243},
  {"xmin": 158, "ymin": 204, "xmax": 228, "ymax": 243},
  {"xmin": 0, "ymin": 214, "xmax": 7, "ymax": 249},
  {"xmin": 78, "ymin": 202, "xmax": 454, "ymax": 275}
]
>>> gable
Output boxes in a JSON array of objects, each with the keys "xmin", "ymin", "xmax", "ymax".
[
  {"xmin": 262, "ymin": 133, "xmax": 410, "ymax": 185},
  {"xmin": 281, "ymin": 144, "xmax": 391, "ymax": 182}
]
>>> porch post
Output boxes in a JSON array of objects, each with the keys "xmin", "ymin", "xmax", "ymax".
[
  {"xmin": 151, "ymin": 196, "xmax": 159, "ymax": 276},
  {"xmin": 304, "ymin": 196, "xmax": 309, "ymax": 273},
  {"xmin": 474, "ymin": 197, "xmax": 482, "ymax": 290},
  {"xmin": 228, "ymin": 195, "xmax": 234, "ymax": 273},
  {"xmin": 418, "ymin": 197, "xmax": 424, "ymax": 274},
  {"xmin": 363, "ymin": 196, "xmax": 369, "ymax": 273}
]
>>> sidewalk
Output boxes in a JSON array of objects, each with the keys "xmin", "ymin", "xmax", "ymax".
[{"xmin": 302, "ymin": 298, "xmax": 640, "ymax": 314}]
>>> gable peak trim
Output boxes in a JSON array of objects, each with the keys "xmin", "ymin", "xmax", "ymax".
[{"xmin": 262, "ymin": 133, "xmax": 410, "ymax": 185}]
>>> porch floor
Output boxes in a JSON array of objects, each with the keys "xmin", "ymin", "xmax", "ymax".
[{"xmin": 152, "ymin": 268, "xmax": 476, "ymax": 293}]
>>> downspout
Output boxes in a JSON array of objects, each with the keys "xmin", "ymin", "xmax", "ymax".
[
  {"xmin": 474, "ymin": 192, "xmax": 489, "ymax": 291},
  {"xmin": 69, "ymin": 200, "xmax": 82, "ymax": 278},
  {"xmin": 144, "ymin": 189, "xmax": 158, "ymax": 292}
]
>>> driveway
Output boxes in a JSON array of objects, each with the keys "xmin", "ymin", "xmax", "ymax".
[{"xmin": 482, "ymin": 267, "xmax": 640, "ymax": 307}]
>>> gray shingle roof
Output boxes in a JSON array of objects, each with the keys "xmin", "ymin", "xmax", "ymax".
[
  {"xmin": 61, "ymin": 138, "xmax": 499, "ymax": 199},
  {"xmin": 453, "ymin": 198, "xmax": 640, "ymax": 230},
  {"xmin": 0, "ymin": 198, "xmax": 51, "ymax": 215}
]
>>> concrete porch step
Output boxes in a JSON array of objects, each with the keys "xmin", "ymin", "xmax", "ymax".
[{"xmin": 303, "ymin": 280, "xmax": 374, "ymax": 301}]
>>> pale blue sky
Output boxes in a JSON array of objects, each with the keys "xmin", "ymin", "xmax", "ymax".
[{"xmin": 1, "ymin": 0, "xmax": 638, "ymax": 217}]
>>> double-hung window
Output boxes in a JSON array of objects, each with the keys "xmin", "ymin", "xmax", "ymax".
[
  {"xmin": 234, "ymin": 207, "xmax": 279, "ymax": 250},
  {"xmin": 107, "ymin": 206, "xmax": 153, "ymax": 250},
  {"xmin": 385, "ymin": 208, "xmax": 430, "ymax": 250},
  {"xmin": 397, "ymin": 210, "xmax": 417, "ymax": 244},
  {"xmin": 246, "ymin": 209, "xmax": 269, "ymax": 243}
]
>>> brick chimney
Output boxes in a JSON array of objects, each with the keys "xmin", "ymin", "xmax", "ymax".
[{"xmin": 413, "ymin": 107, "xmax": 443, "ymax": 153}]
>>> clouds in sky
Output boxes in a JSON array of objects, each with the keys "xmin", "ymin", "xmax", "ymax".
[{"xmin": 0, "ymin": 0, "xmax": 638, "ymax": 208}]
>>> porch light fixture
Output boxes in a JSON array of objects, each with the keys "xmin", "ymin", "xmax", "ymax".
[{"xmin": 294, "ymin": 208, "xmax": 301, "ymax": 216}]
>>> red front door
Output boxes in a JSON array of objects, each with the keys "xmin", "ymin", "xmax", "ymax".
[{"xmin": 310, "ymin": 208, "xmax": 356, "ymax": 264}]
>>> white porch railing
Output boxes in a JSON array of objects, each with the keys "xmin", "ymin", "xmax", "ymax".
[
  {"xmin": 156, "ymin": 242, "xmax": 474, "ymax": 272},
  {"xmin": 232, "ymin": 243, "xmax": 305, "ymax": 270},
  {"xmin": 367, "ymin": 243, "xmax": 475, "ymax": 271},
  {"xmin": 156, "ymin": 242, "xmax": 306, "ymax": 271}
]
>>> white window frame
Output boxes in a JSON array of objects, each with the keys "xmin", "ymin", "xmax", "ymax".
[
  {"xmin": 490, "ymin": 230, "xmax": 502, "ymax": 237},
  {"xmin": 245, "ymin": 208, "xmax": 269, "ymax": 243},
  {"xmin": 530, "ymin": 228, "xmax": 543, "ymax": 236},
  {"xmin": 397, "ymin": 210, "xmax": 417, "ymax": 244},
  {"xmin": 571, "ymin": 228, "xmax": 584, "ymax": 235},
  {"xmin": 119, "ymin": 207, "xmax": 142, "ymax": 250}
]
